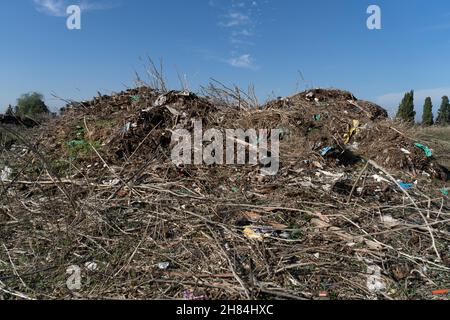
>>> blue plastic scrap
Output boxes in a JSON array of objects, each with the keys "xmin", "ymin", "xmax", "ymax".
[
  {"xmin": 399, "ymin": 182, "xmax": 413, "ymax": 190},
  {"xmin": 321, "ymin": 147, "xmax": 333, "ymax": 156}
]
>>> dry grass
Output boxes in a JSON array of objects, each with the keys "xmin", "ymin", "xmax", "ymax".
[{"xmin": 409, "ymin": 126, "xmax": 450, "ymax": 168}]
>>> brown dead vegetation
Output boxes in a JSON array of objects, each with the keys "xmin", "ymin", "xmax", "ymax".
[{"xmin": 0, "ymin": 86, "xmax": 449, "ymax": 300}]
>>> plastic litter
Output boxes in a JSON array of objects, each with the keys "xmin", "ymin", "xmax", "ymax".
[
  {"xmin": 123, "ymin": 122, "xmax": 131, "ymax": 133},
  {"xmin": 158, "ymin": 262, "xmax": 170, "ymax": 270},
  {"xmin": 440, "ymin": 188, "xmax": 449, "ymax": 197},
  {"xmin": 373, "ymin": 174, "xmax": 390, "ymax": 183},
  {"xmin": 131, "ymin": 95, "xmax": 141, "ymax": 102},
  {"xmin": 343, "ymin": 120, "xmax": 360, "ymax": 144},
  {"xmin": 0, "ymin": 166, "xmax": 12, "ymax": 182},
  {"xmin": 154, "ymin": 94, "xmax": 168, "ymax": 107},
  {"xmin": 399, "ymin": 181, "xmax": 413, "ymax": 190},
  {"xmin": 432, "ymin": 289, "xmax": 450, "ymax": 295},
  {"xmin": 243, "ymin": 227, "xmax": 264, "ymax": 241},
  {"xmin": 400, "ymin": 148, "xmax": 411, "ymax": 155},
  {"xmin": 84, "ymin": 261, "xmax": 98, "ymax": 271},
  {"xmin": 279, "ymin": 232, "xmax": 291, "ymax": 239},
  {"xmin": 318, "ymin": 291, "xmax": 330, "ymax": 300},
  {"xmin": 313, "ymin": 114, "xmax": 322, "ymax": 121},
  {"xmin": 414, "ymin": 143, "xmax": 433, "ymax": 158},
  {"xmin": 103, "ymin": 179, "xmax": 120, "ymax": 187},
  {"xmin": 317, "ymin": 170, "xmax": 345, "ymax": 182},
  {"xmin": 243, "ymin": 224, "xmax": 281, "ymax": 241},
  {"xmin": 67, "ymin": 140, "xmax": 87, "ymax": 147},
  {"xmin": 321, "ymin": 147, "xmax": 333, "ymax": 156},
  {"xmin": 305, "ymin": 92, "xmax": 315, "ymax": 101},
  {"xmin": 367, "ymin": 265, "xmax": 386, "ymax": 293},
  {"xmin": 381, "ymin": 215, "xmax": 400, "ymax": 228}
]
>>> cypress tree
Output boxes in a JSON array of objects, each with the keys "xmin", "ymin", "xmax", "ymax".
[
  {"xmin": 396, "ymin": 91, "xmax": 416, "ymax": 123},
  {"xmin": 436, "ymin": 96, "xmax": 450, "ymax": 126},
  {"xmin": 396, "ymin": 92, "xmax": 408, "ymax": 120},
  {"xmin": 422, "ymin": 97, "xmax": 434, "ymax": 126}
]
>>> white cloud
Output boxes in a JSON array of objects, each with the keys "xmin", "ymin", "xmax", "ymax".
[
  {"xmin": 33, "ymin": 0, "xmax": 118, "ymax": 17},
  {"xmin": 211, "ymin": 0, "xmax": 264, "ymax": 70},
  {"xmin": 220, "ymin": 12, "xmax": 250, "ymax": 28},
  {"xmin": 79, "ymin": 0, "xmax": 119, "ymax": 11},
  {"xmin": 33, "ymin": 0, "xmax": 66, "ymax": 17},
  {"xmin": 227, "ymin": 54, "xmax": 258, "ymax": 70}
]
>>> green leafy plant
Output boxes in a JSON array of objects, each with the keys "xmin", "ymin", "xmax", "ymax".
[{"xmin": 15, "ymin": 92, "xmax": 49, "ymax": 118}]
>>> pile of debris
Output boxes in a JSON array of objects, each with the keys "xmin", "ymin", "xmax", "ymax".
[
  {"xmin": 0, "ymin": 86, "xmax": 449, "ymax": 300},
  {"xmin": 260, "ymin": 89, "xmax": 446, "ymax": 178}
]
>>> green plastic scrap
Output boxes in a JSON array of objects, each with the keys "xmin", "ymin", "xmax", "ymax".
[
  {"xmin": 440, "ymin": 188, "xmax": 449, "ymax": 197},
  {"xmin": 67, "ymin": 140, "xmax": 87, "ymax": 147},
  {"xmin": 414, "ymin": 143, "xmax": 433, "ymax": 158},
  {"xmin": 131, "ymin": 95, "xmax": 141, "ymax": 102},
  {"xmin": 313, "ymin": 114, "xmax": 322, "ymax": 121}
]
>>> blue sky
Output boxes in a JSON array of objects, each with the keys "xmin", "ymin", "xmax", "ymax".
[{"xmin": 1, "ymin": 0, "xmax": 450, "ymax": 118}]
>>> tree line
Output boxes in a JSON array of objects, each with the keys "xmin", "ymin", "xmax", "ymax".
[{"xmin": 395, "ymin": 91, "xmax": 450, "ymax": 126}]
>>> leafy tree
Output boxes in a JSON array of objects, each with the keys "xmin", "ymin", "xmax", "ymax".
[
  {"xmin": 16, "ymin": 92, "xmax": 49, "ymax": 117},
  {"xmin": 396, "ymin": 91, "xmax": 416, "ymax": 123},
  {"xmin": 436, "ymin": 96, "xmax": 450, "ymax": 126},
  {"xmin": 421, "ymin": 97, "xmax": 434, "ymax": 126}
]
